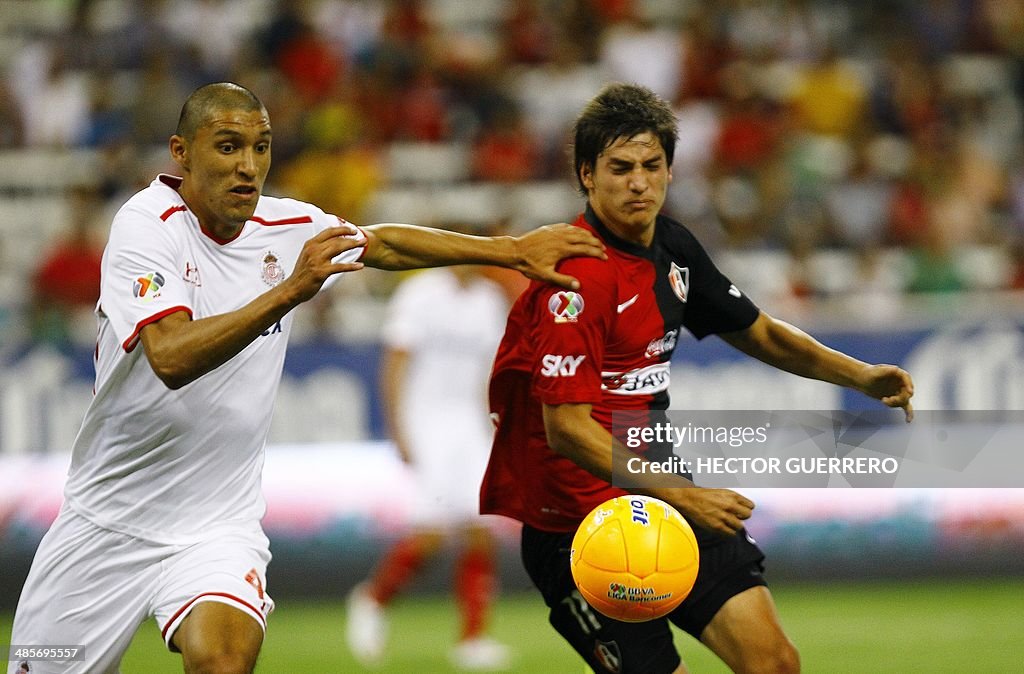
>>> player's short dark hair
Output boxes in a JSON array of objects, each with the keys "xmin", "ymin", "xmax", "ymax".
[
  {"xmin": 571, "ymin": 83, "xmax": 678, "ymax": 194},
  {"xmin": 175, "ymin": 82, "xmax": 267, "ymax": 141}
]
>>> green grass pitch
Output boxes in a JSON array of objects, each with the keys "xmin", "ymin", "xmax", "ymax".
[{"xmin": 3, "ymin": 578, "xmax": 1022, "ymax": 672}]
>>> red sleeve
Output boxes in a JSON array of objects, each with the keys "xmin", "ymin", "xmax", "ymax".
[{"xmin": 530, "ymin": 256, "xmax": 616, "ymax": 406}]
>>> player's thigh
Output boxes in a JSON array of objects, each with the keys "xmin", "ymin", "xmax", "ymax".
[
  {"xmin": 9, "ymin": 508, "xmax": 158, "ymax": 674},
  {"xmin": 154, "ymin": 528, "xmax": 274, "ymax": 661},
  {"xmin": 520, "ymin": 525, "xmax": 683, "ymax": 674},
  {"xmin": 172, "ymin": 602, "xmax": 264, "ymax": 673},
  {"xmin": 668, "ymin": 528, "xmax": 766, "ymax": 639},
  {"xmin": 698, "ymin": 585, "xmax": 800, "ymax": 674}
]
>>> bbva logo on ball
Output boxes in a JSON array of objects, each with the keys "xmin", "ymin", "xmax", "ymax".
[{"xmin": 570, "ymin": 495, "xmax": 699, "ymax": 622}]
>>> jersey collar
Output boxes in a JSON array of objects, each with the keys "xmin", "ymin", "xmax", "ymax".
[
  {"xmin": 157, "ymin": 174, "xmax": 184, "ymax": 190},
  {"xmin": 155, "ymin": 173, "xmax": 245, "ymax": 245},
  {"xmin": 583, "ymin": 204, "xmax": 658, "ymax": 259}
]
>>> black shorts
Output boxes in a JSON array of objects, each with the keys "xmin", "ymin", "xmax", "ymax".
[{"xmin": 521, "ymin": 523, "xmax": 767, "ymax": 674}]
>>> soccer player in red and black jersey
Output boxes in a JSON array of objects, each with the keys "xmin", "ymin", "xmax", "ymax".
[{"xmin": 480, "ymin": 83, "xmax": 915, "ymax": 674}]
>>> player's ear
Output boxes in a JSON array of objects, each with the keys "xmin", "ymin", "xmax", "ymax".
[
  {"xmin": 580, "ymin": 162, "xmax": 595, "ymax": 191},
  {"xmin": 169, "ymin": 135, "xmax": 189, "ymax": 170}
]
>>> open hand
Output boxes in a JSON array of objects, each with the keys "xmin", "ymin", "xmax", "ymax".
[
  {"xmin": 285, "ymin": 225, "xmax": 366, "ymax": 304},
  {"xmin": 512, "ymin": 223, "xmax": 605, "ymax": 290},
  {"xmin": 667, "ymin": 488, "xmax": 755, "ymax": 537}
]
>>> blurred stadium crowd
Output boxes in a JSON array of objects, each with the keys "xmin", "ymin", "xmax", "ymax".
[{"xmin": 3, "ymin": 0, "xmax": 1024, "ymax": 350}]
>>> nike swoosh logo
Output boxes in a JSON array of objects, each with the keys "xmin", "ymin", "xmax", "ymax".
[
  {"xmin": 729, "ymin": 285, "xmax": 742, "ymax": 298},
  {"xmin": 617, "ymin": 294, "xmax": 639, "ymax": 314}
]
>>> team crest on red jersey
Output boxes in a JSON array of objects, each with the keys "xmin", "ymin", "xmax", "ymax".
[
  {"xmin": 548, "ymin": 291, "xmax": 585, "ymax": 323},
  {"xmin": 668, "ymin": 263, "xmax": 689, "ymax": 303},
  {"xmin": 261, "ymin": 250, "xmax": 286, "ymax": 286}
]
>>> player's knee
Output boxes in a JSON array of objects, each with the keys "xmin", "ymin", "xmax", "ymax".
[
  {"xmin": 772, "ymin": 639, "xmax": 800, "ymax": 674},
  {"xmin": 745, "ymin": 639, "xmax": 800, "ymax": 674},
  {"xmin": 183, "ymin": 647, "xmax": 258, "ymax": 674}
]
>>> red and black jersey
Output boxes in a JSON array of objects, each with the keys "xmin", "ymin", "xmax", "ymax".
[{"xmin": 480, "ymin": 206, "xmax": 759, "ymax": 532}]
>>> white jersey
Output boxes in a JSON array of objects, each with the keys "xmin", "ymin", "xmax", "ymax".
[
  {"xmin": 63, "ymin": 174, "xmax": 364, "ymax": 544},
  {"xmin": 383, "ymin": 269, "xmax": 507, "ymax": 523},
  {"xmin": 384, "ymin": 268, "xmax": 507, "ymax": 433}
]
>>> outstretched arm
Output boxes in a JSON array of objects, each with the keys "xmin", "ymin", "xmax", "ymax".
[
  {"xmin": 360, "ymin": 223, "xmax": 605, "ymax": 290},
  {"xmin": 141, "ymin": 226, "xmax": 365, "ymax": 389},
  {"xmin": 543, "ymin": 402, "xmax": 757, "ymax": 536},
  {"xmin": 719, "ymin": 312, "xmax": 915, "ymax": 421}
]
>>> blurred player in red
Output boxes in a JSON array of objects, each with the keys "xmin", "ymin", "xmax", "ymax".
[
  {"xmin": 346, "ymin": 263, "xmax": 511, "ymax": 670},
  {"xmin": 28, "ymin": 185, "xmax": 104, "ymax": 347},
  {"xmin": 480, "ymin": 83, "xmax": 914, "ymax": 674},
  {"xmin": 7, "ymin": 82, "xmax": 603, "ymax": 674}
]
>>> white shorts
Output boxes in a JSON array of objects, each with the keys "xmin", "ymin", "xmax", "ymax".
[
  {"xmin": 8, "ymin": 505, "xmax": 274, "ymax": 674},
  {"xmin": 405, "ymin": 416, "xmax": 493, "ymax": 527}
]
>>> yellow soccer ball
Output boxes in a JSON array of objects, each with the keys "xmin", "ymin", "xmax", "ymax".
[{"xmin": 570, "ymin": 495, "xmax": 699, "ymax": 622}]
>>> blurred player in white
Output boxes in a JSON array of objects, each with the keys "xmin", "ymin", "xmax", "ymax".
[
  {"xmin": 346, "ymin": 262, "xmax": 512, "ymax": 670},
  {"xmin": 7, "ymin": 82, "xmax": 603, "ymax": 674}
]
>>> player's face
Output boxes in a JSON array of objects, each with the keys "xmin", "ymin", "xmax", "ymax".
[
  {"xmin": 581, "ymin": 132, "xmax": 672, "ymax": 246},
  {"xmin": 172, "ymin": 107, "xmax": 272, "ymax": 240}
]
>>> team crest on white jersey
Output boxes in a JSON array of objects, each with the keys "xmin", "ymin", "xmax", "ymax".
[
  {"xmin": 261, "ymin": 250, "xmax": 286, "ymax": 286},
  {"xmin": 548, "ymin": 291, "xmax": 585, "ymax": 323},
  {"xmin": 668, "ymin": 263, "xmax": 689, "ymax": 303}
]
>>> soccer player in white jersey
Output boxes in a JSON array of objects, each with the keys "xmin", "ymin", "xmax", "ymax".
[
  {"xmin": 346, "ymin": 264, "xmax": 511, "ymax": 669},
  {"xmin": 7, "ymin": 82, "xmax": 603, "ymax": 674}
]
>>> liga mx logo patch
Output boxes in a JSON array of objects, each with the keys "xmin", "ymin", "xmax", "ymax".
[
  {"xmin": 133, "ymin": 272, "xmax": 165, "ymax": 301},
  {"xmin": 548, "ymin": 291, "xmax": 584, "ymax": 323}
]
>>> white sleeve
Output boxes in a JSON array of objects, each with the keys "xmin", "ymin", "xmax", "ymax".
[
  {"xmin": 304, "ymin": 206, "xmax": 367, "ymax": 291},
  {"xmin": 99, "ymin": 205, "xmax": 193, "ymax": 352}
]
